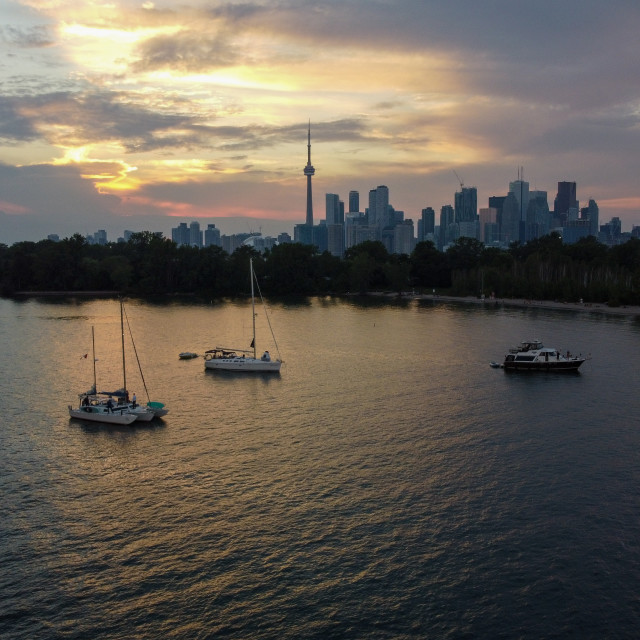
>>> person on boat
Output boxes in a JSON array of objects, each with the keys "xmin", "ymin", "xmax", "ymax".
[
  {"xmin": 82, "ymin": 395, "xmax": 89, "ymax": 406},
  {"xmin": 261, "ymin": 351, "xmax": 270, "ymax": 361},
  {"xmin": 132, "ymin": 393, "xmax": 137, "ymax": 408},
  {"xmin": 106, "ymin": 397, "xmax": 114, "ymax": 412}
]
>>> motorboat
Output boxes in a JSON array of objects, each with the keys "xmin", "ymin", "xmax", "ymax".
[
  {"xmin": 179, "ymin": 352, "xmax": 199, "ymax": 359},
  {"xmin": 499, "ymin": 340, "xmax": 588, "ymax": 371},
  {"xmin": 205, "ymin": 258, "xmax": 282, "ymax": 373}
]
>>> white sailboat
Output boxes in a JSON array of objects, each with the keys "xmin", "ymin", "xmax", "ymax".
[
  {"xmin": 68, "ymin": 326, "xmax": 138, "ymax": 425},
  {"xmin": 204, "ymin": 258, "xmax": 282, "ymax": 373}
]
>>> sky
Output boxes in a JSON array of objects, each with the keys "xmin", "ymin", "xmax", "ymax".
[{"xmin": 1, "ymin": 0, "xmax": 640, "ymax": 245}]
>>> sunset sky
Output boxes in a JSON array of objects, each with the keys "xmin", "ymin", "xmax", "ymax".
[{"xmin": 1, "ymin": 0, "xmax": 640, "ymax": 244}]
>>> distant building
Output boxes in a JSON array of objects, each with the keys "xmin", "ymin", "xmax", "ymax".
[
  {"xmin": 418, "ymin": 207, "xmax": 435, "ymax": 242},
  {"xmin": 585, "ymin": 198, "xmax": 599, "ymax": 237},
  {"xmin": 501, "ymin": 193, "xmax": 521, "ymax": 245},
  {"xmin": 325, "ymin": 193, "xmax": 344, "ymax": 225},
  {"xmin": 327, "ymin": 224, "xmax": 345, "ymax": 257},
  {"xmin": 90, "ymin": 229, "xmax": 107, "ymax": 245},
  {"xmin": 369, "ymin": 185, "xmax": 390, "ymax": 229},
  {"xmin": 294, "ymin": 223, "xmax": 314, "ymax": 245},
  {"xmin": 348, "ymin": 190, "xmax": 360, "ymax": 214},
  {"xmin": 454, "ymin": 187, "xmax": 477, "ymax": 224},
  {"xmin": 526, "ymin": 191, "xmax": 550, "ymax": 241},
  {"xmin": 439, "ymin": 205, "xmax": 454, "ymax": 249},
  {"xmin": 554, "ymin": 181, "xmax": 578, "ymax": 225},
  {"xmin": 344, "ymin": 212, "xmax": 370, "ymax": 250},
  {"xmin": 599, "ymin": 217, "xmax": 622, "ymax": 245},
  {"xmin": 394, "ymin": 220, "xmax": 415, "ymax": 255},
  {"xmin": 204, "ymin": 223, "xmax": 221, "ymax": 248},
  {"xmin": 563, "ymin": 219, "xmax": 591, "ymax": 244},
  {"xmin": 345, "ymin": 217, "xmax": 377, "ymax": 249},
  {"xmin": 478, "ymin": 207, "xmax": 497, "ymax": 243},
  {"xmin": 189, "ymin": 221, "xmax": 202, "ymax": 248},
  {"xmin": 171, "ymin": 222, "xmax": 190, "ymax": 246},
  {"xmin": 509, "ymin": 178, "xmax": 530, "ymax": 222},
  {"xmin": 47, "ymin": 234, "xmax": 60, "ymax": 242},
  {"xmin": 488, "ymin": 195, "xmax": 507, "ymax": 243}
]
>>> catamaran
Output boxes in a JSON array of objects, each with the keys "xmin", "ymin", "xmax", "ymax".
[{"xmin": 68, "ymin": 326, "xmax": 138, "ymax": 425}]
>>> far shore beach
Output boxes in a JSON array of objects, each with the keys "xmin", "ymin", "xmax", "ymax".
[{"xmin": 372, "ymin": 292, "xmax": 640, "ymax": 317}]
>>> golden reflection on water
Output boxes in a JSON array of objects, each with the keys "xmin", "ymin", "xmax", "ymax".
[{"xmin": 3, "ymin": 296, "xmax": 640, "ymax": 638}]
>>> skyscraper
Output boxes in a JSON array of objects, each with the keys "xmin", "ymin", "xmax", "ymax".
[
  {"xmin": 419, "ymin": 207, "xmax": 435, "ymax": 242},
  {"xmin": 303, "ymin": 121, "xmax": 315, "ymax": 226},
  {"xmin": 526, "ymin": 191, "xmax": 550, "ymax": 241},
  {"xmin": 368, "ymin": 185, "xmax": 390, "ymax": 228},
  {"xmin": 204, "ymin": 223, "xmax": 221, "ymax": 247},
  {"xmin": 439, "ymin": 204, "xmax": 454, "ymax": 248},
  {"xmin": 586, "ymin": 198, "xmax": 599, "ymax": 237},
  {"xmin": 348, "ymin": 191, "xmax": 359, "ymax": 213},
  {"xmin": 190, "ymin": 221, "xmax": 202, "ymax": 248},
  {"xmin": 554, "ymin": 181, "xmax": 578, "ymax": 222},
  {"xmin": 454, "ymin": 187, "xmax": 477, "ymax": 223},
  {"xmin": 325, "ymin": 193, "xmax": 343, "ymax": 225},
  {"xmin": 171, "ymin": 222, "xmax": 190, "ymax": 246},
  {"xmin": 509, "ymin": 177, "xmax": 530, "ymax": 222},
  {"xmin": 501, "ymin": 193, "xmax": 521, "ymax": 244}
]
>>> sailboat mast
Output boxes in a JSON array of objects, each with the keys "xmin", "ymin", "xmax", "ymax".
[
  {"xmin": 91, "ymin": 326, "xmax": 97, "ymax": 392},
  {"xmin": 120, "ymin": 298, "xmax": 127, "ymax": 393},
  {"xmin": 250, "ymin": 258, "xmax": 257, "ymax": 359}
]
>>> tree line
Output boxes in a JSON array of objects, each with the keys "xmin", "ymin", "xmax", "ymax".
[{"xmin": 1, "ymin": 231, "xmax": 639, "ymax": 305}]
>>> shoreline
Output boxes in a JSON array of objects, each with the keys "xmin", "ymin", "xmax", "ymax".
[
  {"xmin": 7, "ymin": 290, "xmax": 640, "ymax": 317},
  {"xmin": 371, "ymin": 292, "xmax": 640, "ymax": 317}
]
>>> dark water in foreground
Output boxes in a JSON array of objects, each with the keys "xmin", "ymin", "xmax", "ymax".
[{"xmin": 1, "ymin": 296, "xmax": 640, "ymax": 639}]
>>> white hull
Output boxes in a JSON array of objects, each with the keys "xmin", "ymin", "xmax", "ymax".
[
  {"xmin": 147, "ymin": 402, "xmax": 169, "ymax": 417},
  {"xmin": 205, "ymin": 357, "xmax": 281, "ymax": 372},
  {"xmin": 128, "ymin": 405, "xmax": 156, "ymax": 421},
  {"xmin": 69, "ymin": 405, "xmax": 137, "ymax": 425}
]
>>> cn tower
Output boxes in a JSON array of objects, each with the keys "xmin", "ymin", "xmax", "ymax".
[{"xmin": 303, "ymin": 121, "xmax": 315, "ymax": 226}]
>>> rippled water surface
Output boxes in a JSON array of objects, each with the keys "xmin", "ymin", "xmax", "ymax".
[{"xmin": 2, "ymin": 296, "xmax": 640, "ymax": 639}]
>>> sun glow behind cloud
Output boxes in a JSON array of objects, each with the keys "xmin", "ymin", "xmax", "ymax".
[{"xmin": 1, "ymin": 0, "xmax": 639, "ymax": 242}]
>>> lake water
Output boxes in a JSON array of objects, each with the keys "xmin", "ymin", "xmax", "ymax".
[{"xmin": 1, "ymin": 295, "xmax": 640, "ymax": 639}]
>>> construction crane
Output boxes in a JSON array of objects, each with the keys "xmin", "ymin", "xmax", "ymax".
[{"xmin": 453, "ymin": 170, "xmax": 464, "ymax": 189}]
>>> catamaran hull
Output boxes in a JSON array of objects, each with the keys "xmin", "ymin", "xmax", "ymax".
[
  {"xmin": 69, "ymin": 406, "xmax": 137, "ymax": 425},
  {"xmin": 129, "ymin": 407, "xmax": 155, "ymax": 421},
  {"xmin": 205, "ymin": 357, "xmax": 281, "ymax": 372}
]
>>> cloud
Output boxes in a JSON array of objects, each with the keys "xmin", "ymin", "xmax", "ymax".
[
  {"xmin": 0, "ymin": 25, "xmax": 54, "ymax": 48},
  {"xmin": 131, "ymin": 31, "xmax": 242, "ymax": 73},
  {"xmin": 0, "ymin": 91, "xmax": 206, "ymax": 150}
]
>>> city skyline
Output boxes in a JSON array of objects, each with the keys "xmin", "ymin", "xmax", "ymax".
[{"xmin": 1, "ymin": 1, "xmax": 640, "ymax": 245}]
